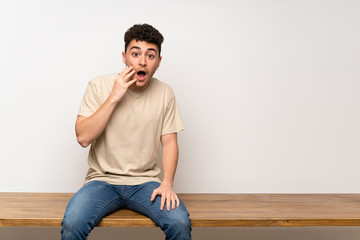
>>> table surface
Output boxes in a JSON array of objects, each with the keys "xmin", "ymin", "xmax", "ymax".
[{"xmin": 1, "ymin": 193, "xmax": 360, "ymax": 227}]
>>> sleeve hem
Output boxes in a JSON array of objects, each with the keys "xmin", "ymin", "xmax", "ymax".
[
  {"xmin": 161, "ymin": 127, "xmax": 184, "ymax": 136},
  {"xmin": 77, "ymin": 111, "xmax": 93, "ymax": 118}
]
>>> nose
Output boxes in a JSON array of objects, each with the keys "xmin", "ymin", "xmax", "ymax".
[{"xmin": 139, "ymin": 55, "xmax": 146, "ymax": 66}]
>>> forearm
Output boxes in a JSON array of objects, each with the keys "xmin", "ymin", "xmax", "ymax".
[
  {"xmin": 75, "ymin": 97, "xmax": 118, "ymax": 148},
  {"xmin": 151, "ymin": 133, "xmax": 180, "ymax": 211},
  {"xmin": 76, "ymin": 66, "xmax": 136, "ymax": 148},
  {"xmin": 161, "ymin": 136, "xmax": 179, "ymax": 186}
]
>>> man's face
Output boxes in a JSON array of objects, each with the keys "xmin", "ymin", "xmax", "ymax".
[{"xmin": 122, "ymin": 39, "xmax": 162, "ymax": 93}]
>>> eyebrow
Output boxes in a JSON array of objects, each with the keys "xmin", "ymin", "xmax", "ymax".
[{"xmin": 130, "ymin": 46, "xmax": 157, "ymax": 53}]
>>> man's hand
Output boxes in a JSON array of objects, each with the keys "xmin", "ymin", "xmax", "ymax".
[
  {"xmin": 75, "ymin": 65, "xmax": 137, "ymax": 148},
  {"xmin": 109, "ymin": 65, "xmax": 137, "ymax": 103},
  {"xmin": 150, "ymin": 182, "xmax": 180, "ymax": 211}
]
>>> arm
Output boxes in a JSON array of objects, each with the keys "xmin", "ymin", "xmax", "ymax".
[
  {"xmin": 76, "ymin": 66, "xmax": 136, "ymax": 148},
  {"xmin": 150, "ymin": 133, "xmax": 181, "ymax": 211}
]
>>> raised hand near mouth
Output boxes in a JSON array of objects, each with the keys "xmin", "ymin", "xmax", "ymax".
[
  {"xmin": 75, "ymin": 65, "xmax": 136, "ymax": 148},
  {"xmin": 109, "ymin": 65, "xmax": 137, "ymax": 103}
]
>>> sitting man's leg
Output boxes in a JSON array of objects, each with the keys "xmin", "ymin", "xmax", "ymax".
[
  {"xmin": 126, "ymin": 181, "xmax": 192, "ymax": 240},
  {"xmin": 61, "ymin": 181, "xmax": 122, "ymax": 240}
]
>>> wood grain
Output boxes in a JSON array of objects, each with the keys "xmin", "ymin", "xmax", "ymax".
[{"xmin": 1, "ymin": 193, "xmax": 360, "ymax": 227}]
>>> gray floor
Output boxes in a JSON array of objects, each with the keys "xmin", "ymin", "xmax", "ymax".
[{"xmin": 1, "ymin": 227, "xmax": 360, "ymax": 240}]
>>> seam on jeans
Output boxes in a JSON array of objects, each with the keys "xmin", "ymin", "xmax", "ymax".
[
  {"xmin": 130, "ymin": 198, "xmax": 164, "ymax": 227},
  {"xmin": 91, "ymin": 196, "xmax": 120, "ymax": 227}
]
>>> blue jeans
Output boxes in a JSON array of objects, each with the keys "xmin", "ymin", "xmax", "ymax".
[{"xmin": 61, "ymin": 181, "xmax": 191, "ymax": 240}]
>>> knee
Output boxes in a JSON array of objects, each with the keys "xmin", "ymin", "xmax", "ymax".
[
  {"xmin": 163, "ymin": 212, "xmax": 192, "ymax": 239},
  {"xmin": 61, "ymin": 216, "xmax": 92, "ymax": 240}
]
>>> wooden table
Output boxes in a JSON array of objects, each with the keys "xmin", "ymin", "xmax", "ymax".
[{"xmin": 1, "ymin": 193, "xmax": 360, "ymax": 227}]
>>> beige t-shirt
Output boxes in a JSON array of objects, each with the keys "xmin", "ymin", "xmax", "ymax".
[{"xmin": 78, "ymin": 73, "xmax": 184, "ymax": 185}]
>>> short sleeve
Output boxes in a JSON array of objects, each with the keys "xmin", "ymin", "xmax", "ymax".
[
  {"xmin": 161, "ymin": 97, "xmax": 184, "ymax": 135},
  {"xmin": 78, "ymin": 81, "xmax": 100, "ymax": 117}
]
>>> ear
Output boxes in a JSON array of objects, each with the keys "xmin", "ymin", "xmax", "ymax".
[
  {"xmin": 157, "ymin": 56, "xmax": 162, "ymax": 69},
  {"xmin": 122, "ymin": 52, "xmax": 126, "ymax": 64}
]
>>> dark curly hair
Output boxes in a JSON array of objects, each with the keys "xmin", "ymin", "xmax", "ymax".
[{"xmin": 124, "ymin": 24, "xmax": 164, "ymax": 56}]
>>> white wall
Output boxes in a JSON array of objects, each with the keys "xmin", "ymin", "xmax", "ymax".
[
  {"xmin": 1, "ymin": 1, "xmax": 359, "ymax": 240},
  {"xmin": 1, "ymin": 0, "xmax": 359, "ymax": 194}
]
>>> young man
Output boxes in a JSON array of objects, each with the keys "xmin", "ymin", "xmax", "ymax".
[{"xmin": 61, "ymin": 24, "xmax": 191, "ymax": 240}]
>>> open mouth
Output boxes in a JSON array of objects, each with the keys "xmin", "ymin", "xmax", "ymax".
[{"xmin": 137, "ymin": 71, "xmax": 146, "ymax": 81}]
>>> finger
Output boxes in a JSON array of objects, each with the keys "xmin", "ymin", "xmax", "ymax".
[
  {"xmin": 160, "ymin": 195, "xmax": 166, "ymax": 211},
  {"xmin": 171, "ymin": 195, "xmax": 176, "ymax": 210},
  {"xmin": 117, "ymin": 65, "xmax": 133, "ymax": 78},
  {"xmin": 175, "ymin": 195, "xmax": 180, "ymax": 208},
  {"xmin": 166, "ymin": 193, "xmax": 171, "ymax": 211},
  {"xmin": 125, "ymin": 69, "xmax": 136, "ymax": 81},
  {"xmin": 126, "ymin": 65, "xmax": 134, "ymax": 74},
  {"xmin": 150, "ymin": 189, "xmax": 159, "ymax": 202},
  {"xmin": 125, "ymin": 65, "xmax": 133, "ymax": 71},
  {"xmin": 126, "ymin": 78, "xmax": 137, "ymax": 87}
]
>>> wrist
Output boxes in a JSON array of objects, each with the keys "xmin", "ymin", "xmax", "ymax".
[
  {"xmin": 108, "ymin": 92, "xmax": 123, "ymax": 105},
  {"xmin": 161, "ymin": 180, "xmax": 174, "ymax": 187}
]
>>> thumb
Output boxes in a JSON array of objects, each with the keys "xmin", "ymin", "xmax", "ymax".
[{"xmin": 150, "ymin": 189, "xmax": 159, "ymax": 202}]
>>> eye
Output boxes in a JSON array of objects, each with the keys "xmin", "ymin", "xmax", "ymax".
[
  {"xmin": 147, "ymin": 54, "xmax": 155, "ymax": 59},
  {"xmin": 132, "ymin": 52, "xmax": 139, "ymax": 57}
]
